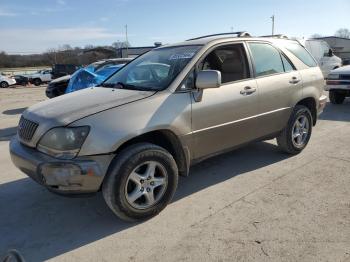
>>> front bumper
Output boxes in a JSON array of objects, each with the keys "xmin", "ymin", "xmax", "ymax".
[
  {"xmin": 325, "ymin": 84, "xmax": 350, "ymax": 91},
  {"xmin": 325, "ymin": 79, "xmax": 350, "ymax": 91},
  {"xmin": 9, "ymin": 137, "xmax": 107, "ymax": 194}
]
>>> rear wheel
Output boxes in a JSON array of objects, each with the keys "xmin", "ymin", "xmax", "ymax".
[
  {"xmin": 0, "ymin": 81, "xmax": 9, "ymax": 88},
  {"xmin": 102, "ymin": 143, "xmax": 178, "ymax": 221},
  {"xmin": 277, "ymin": 105, "xmax": 312, "ymax": 154},
  {"xmin": 329, "ymin": 90, "xmax": 345, "ymax": 104}
]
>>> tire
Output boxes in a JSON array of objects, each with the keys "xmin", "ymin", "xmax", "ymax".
[
  {"xmin": 33, "ymin": 78, "xmax": 42, "ymax": 86},
  {"xmin": 277, "ymin": 105, "xmax": 312, "ymax": 154},
  {"xmin": 329, "ymin": 90, "xmax": 345, "ymax": 104},
  {"xmin": 0, "ymin": 81, "xmax": 9, "ymax": 88},
  {"xmin": 102, "ymin": 143, "xmax": 178, "ymax": 221}
]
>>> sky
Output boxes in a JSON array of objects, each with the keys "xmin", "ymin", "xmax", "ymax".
[{"xmin": 0, "ymin": 0, "xmax": 349, "ymax": 54}]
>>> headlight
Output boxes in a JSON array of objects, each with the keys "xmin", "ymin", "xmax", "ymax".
[
  {"xmin": 327, "ymin": 74, "xmax": 339, "ymax": 80},
  {"xmin": 37, "ymin": 126, "xmax": 90, "ymax": 159}
]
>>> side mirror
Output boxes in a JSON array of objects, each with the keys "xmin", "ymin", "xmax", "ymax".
[{"xmin": 196, "ymin": 70, "xmax": 221, "ymax": 89}]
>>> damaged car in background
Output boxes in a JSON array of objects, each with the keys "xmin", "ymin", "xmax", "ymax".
[{"xmin": 46, "ymin": 58, "xmax": 132, "ymax": 98}]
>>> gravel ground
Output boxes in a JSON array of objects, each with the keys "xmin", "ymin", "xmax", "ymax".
[{"xmin": 0, "ymin": 86, "xmax": 349, "ymax": 262}]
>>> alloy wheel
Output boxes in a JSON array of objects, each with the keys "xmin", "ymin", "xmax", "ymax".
[
  {"xmin": 124, "ymin": 161, "xmax": 168, "ymax": 210},
  {"xmin": 292, "ymin": 115, "xmax": 309, "ymax": 148}
]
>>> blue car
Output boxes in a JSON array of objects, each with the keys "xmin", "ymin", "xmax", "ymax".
[{"xmin": 65, "ymin": 64, "xmax": 124, "ymax": 94}]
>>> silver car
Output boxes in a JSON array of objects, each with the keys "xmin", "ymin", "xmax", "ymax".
[{"xmin": 10, "ymin": 32, "xmax": 327, "ymax": 221}]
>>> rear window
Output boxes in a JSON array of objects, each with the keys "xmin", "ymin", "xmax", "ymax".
[{"xmin": 284, "ymin": 42, "xmax": 317, "ymax": 67}]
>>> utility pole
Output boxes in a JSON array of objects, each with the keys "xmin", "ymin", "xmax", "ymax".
[
  {"xmin": 271, "ymin": 15, "xmax": 275, "ymax": 35},
  {"xmin": 230, "ymin": 26, "xmax": 233, "ymax": 33},
  {"xmin": 125, "ymin": 24, "xmax": 128, "ymax": 58}
]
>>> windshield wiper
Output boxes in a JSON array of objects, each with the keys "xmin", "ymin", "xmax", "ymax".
[
  {"xmin": 101, "ymin": 82, "xmax": 151, "ymax": 91},
  {"xmin": 100, "ymin": 82, "xmax": 115, "ymax": 88},
  {"xmin": 100, "ymin": 82, "xmax": 125, "ymax": 88}
]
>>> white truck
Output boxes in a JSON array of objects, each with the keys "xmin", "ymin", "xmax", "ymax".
[
  {"xmin": 300, "ymin": 39, "xmax": 342, "ymax": 78},
  {"xmin": 26, "ymin": 70, "xmax": 52, "ymax": 86},
  {"xmin": 325, "ymin": 65, "xmax": 350, "ymax": 104}
]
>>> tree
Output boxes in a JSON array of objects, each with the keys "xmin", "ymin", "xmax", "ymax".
[
  {"xmin": 112, "ymin": 41, "xmax": 131, "ymax": 49},
  {"xmin": 59, "ymin": 44, "xmax": 73, "ymax": 51},
  {"xmin": 45, "ymin": 48, "xmax": 58, "ymax": 64},
  {"xmin": 335, "ymin": 28, "xmax": 350, "ymax": 38},
  {"xmin": 0, "ymin": 51, "xmax": 9, "ymax": 68},
  {"xmin": 84, "ymin": 44, "xmax": 94, "ymax": 50},
  {"xmin": 311, "ymin": 33, "xmax": 323, "ymax": 38}
]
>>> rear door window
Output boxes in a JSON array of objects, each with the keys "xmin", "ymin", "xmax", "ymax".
[
  {"xmin": 248, "ymin": 42, "xmax": 285, "ymax": 77},
  {"xmin": 281, "ymin": 55, "xmax": 295, "ymax": 72}
]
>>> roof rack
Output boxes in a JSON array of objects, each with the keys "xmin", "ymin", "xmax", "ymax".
[
  {"xmin": 186, "ymin": 31, "xmax": 251, "ymax": 41},
  {"xmin": 260, "ymin": 34, "xmax": 289, "ymax": 39}
]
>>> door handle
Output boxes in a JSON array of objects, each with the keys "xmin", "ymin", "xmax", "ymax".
[
  {"xmin": 289, "ymin": 76, "xmax": 300, "ymax": 84},
  {"xmin": 240, "ymin": 86, "xmax": 256, "ymax": 95}
]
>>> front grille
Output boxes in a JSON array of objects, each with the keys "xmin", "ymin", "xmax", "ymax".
[
  {"xmin": 18, "ymin": 116, "xmax": 38, "ymax": 141},
  {"xmin": 340, "ymin": 74, "xmax": 350, "ymax": 80}
]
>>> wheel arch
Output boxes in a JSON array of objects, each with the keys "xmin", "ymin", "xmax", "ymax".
[
  {"xmin": 114, "ymin": 129, "xmax": 190, "ymax": 177},
  {"xmin": 296, "ymin": 97, "xmax": 317, "ymax": 126},
  {"xmin": 0, "ymin": 81, "xmax": 9, "ymax": 87}
]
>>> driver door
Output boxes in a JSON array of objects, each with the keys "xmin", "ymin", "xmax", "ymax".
[{"xmin": 191, "ymin": 43, "xmax": 261, "ymax": 159}]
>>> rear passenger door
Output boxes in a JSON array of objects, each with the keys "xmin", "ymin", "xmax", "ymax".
[{"xmin": 247, "ymin": 42, "xmax": 302, "ymax": 136}]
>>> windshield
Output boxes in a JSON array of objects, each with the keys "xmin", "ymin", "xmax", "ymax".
[{"xmin": 102, "ymin": 45, "xmax": 201, "ymax": 91}]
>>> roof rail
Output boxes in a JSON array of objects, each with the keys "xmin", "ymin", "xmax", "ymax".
[
  {"xmin": 186, "ymin": 31, "xmax": 251, "ymax": 41},
  {"xmin": 260, "ymin": 34, "xmax": 289, "ymax": 39}
]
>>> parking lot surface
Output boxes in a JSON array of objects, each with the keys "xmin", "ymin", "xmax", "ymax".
[{"xmin": 0, "ymin": 87, "xmax": 350, "ymax": 262}]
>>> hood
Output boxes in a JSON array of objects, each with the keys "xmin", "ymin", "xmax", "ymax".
[
  {"xmin": 331, "ymin": 65, "xmax": 350, "ymax": 74},
  {"xmin": 23, "ymin": 86, "xmax": 156, "ymax": 126}
]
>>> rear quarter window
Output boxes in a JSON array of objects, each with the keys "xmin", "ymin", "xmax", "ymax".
[{"xmin": 284, "ymin": 42, "xmax": 317, "ymax": 67}]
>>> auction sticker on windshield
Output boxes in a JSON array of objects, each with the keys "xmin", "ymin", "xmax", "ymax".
[{"xmin": 169, "ymin": 52, "xmax": 196, "ymax": 60}]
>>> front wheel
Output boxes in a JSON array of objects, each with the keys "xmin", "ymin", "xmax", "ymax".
[
  {"xmin": 329, "ymin": 90, "xmax": 345, "ymax": 104},
  {"xmin": 0, "ymin": 81, "xmax": 9, "ymax": 88},
  {"xmin": 277, "ymin": 105, "xmax": 312, "ymax": 154},
  {"xmin": 102, "ymin": 143, "xmax": 178, "ymax": 221}
]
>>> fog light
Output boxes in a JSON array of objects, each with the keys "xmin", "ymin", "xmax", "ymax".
[{"xmin": 39, "ymin": 163, "xmax": 82, "ymax": 186}]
